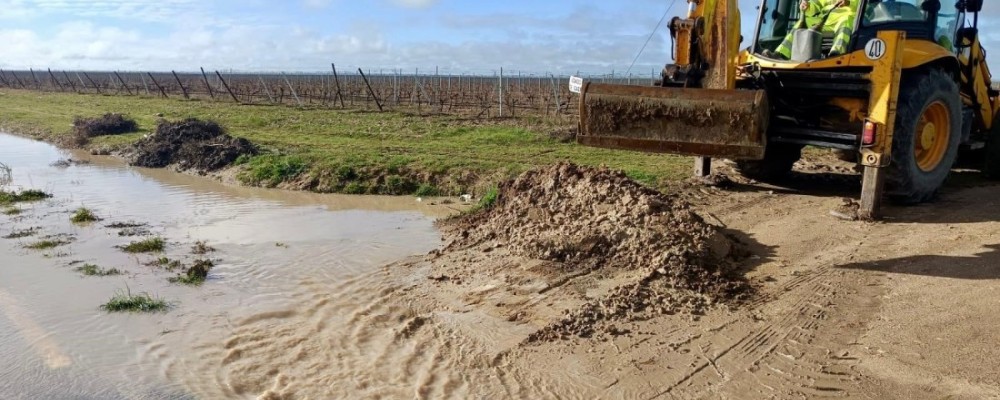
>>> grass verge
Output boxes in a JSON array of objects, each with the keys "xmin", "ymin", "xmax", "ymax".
[
  {"xmin": 120, "ymin": 237, "xmax": 165, "ymax": 253},
  {"xmin": 0, "ymin": 89, "xmax": 691, "ymax": 195},
  {"xmin": 101, "ymin": 288, "xmax": 169, "ymax": 313}
]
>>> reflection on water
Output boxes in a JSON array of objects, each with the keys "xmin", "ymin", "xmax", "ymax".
[{"xmin": 0, "ymin": 133, "xmax": 444, "ymax": 399}]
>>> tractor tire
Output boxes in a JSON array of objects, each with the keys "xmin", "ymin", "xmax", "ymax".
[
  {"xmin": 983, "ymin": 113, "xmax": 1000, "ymax": 179},
  {"xmin": 734, "ymin": 143, "xmax": 804, "ymax": 182},
  {"xmin": 885, "ymin": 69, "xmax": 962, "ymax": 204}
]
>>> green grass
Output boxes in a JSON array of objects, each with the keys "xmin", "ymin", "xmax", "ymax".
[
  {"xmin": 2, "ymin": 206, "xmax": 20, "ymax": 215},
  {"xmin": 25, "ymin": 239, "xmax": 70, "ymax": 250},
  {"xmin": 70, "ymin": 207, "xmax": 100, "ymax": 223},
  {"xmin": 101, "ymin": 289, "xmax": 169, "ymax": 313},
  {"xmin": 237, "ymin": 154, "xmax": 307, "ymax": 187},
  {"xmin": 469, "ymin": 186, "xmax": 500, "ymax": 213},
  {"xmin": 168, "ymin": 259, "xmax": 214, "ymax": 286},
  {"xmin": 75, "ymin": 264, "xmax": 123, "ymax": 277},
  {"xmin": 0, "ymin": 89, "xmax": 692, "ymax": 195},
  {"xmin": 0, "ymin": 189, "xmax": 51, "ymax": 204},
  {"xmin": 120, "ymin": 237, "xmax": 165, "ymax": 253}
]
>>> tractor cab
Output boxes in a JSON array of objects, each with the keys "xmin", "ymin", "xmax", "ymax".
[{"xmin": 752, "ymin": 0, "xmax": 977, "ymax": 61}]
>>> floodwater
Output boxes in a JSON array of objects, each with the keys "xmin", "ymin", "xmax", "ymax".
[{"xmin": 0, "ymin": 133, "xmax": 446, "ymax": 399}]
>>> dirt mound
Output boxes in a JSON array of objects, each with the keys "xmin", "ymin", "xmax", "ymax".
[
  {"xmin": 73, "ymin": 113, "xmax": 138, "ymax": 137},
  {"xmin": 70, "ymin": 113, "xmax": 139, "ymax": 147},
  {"xmin": 128, "ymin": 118, "xmax": 256, "ymax": 172},
  {"xmin": 438, "ymin": 163, "xmax": 750, "ymax": 340}
]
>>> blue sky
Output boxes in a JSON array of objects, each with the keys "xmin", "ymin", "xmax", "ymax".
[{"xmin": 1, "ymin": 0, "xmax": 998, "ymax": 75}]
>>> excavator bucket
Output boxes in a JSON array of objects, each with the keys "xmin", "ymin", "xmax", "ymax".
[{"xmin": 577, "ymin": 83, "xmax": 770, "ymax": 160}]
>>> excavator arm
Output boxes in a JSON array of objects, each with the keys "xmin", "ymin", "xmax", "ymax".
[{"xmin": 577, "ymin": 0, "xmax": 770, "ymax": 161}]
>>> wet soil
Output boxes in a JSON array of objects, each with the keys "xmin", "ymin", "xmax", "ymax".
[
  {"xmin": 437, "ymin": 163, "xmax": 750, "ymax": 340},
  {"xmin": 127, "ymin": 118, "xmax": 256, "ymax": 172},
  {"xmin": 192, "ymin": 152, "xmax": 1000, "ymax": 399},
  {"xmin": 6, "ymin": 130, "xmax": 1000, "ymax": 399}
]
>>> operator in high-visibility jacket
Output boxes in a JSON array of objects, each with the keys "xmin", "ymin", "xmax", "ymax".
[{"xmin": 770, "ymin": 0, "xmax": 858, "ymax": 59}]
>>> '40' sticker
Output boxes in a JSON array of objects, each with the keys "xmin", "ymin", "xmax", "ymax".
[{"xmin": 865, "ymin": 38, "xmax": 887, "ymax": 60}]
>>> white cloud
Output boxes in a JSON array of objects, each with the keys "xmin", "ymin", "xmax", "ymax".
[{"xmin": 1, "ymin": 1, "xmax": 997, "ymax": 76}]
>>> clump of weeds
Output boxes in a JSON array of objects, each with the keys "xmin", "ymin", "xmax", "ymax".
[
  {"xmin": 120, "ymin": 237, "xmax": 165, "ymax": 253},
  {"xmin": 146, "ymin": 256, "xmax": 183, "ymax": 271},
  {"xmin": 0, "ymin": 189, "xmax": 51, "ymax": 204},
  {"xmin": 191, "ymin": 241, "xmax": 215, "ymax": 255},
  {"xmin": 3, "ymin": 227, "xmax": 39, "ymax": 239},
  {"xmin": 70, "ymin": 207, "xmax": 101, "ymax": 224},
  {"xmin": 169, "ymin": 259, "xmax": 214, "ymax": 286},
  {"xmin": 119, "ymin": 228, "xmax": 150, "ymax": 237},
  {"xmin": 106, "ymin": 221, "xmax": 146, "ymax": 229},
  {"xmin": 107, "ymin": 221, "xmax": 150, "ymax": 237},
  {"xmin": 466, "ymin": 186, "xmax": 499, "ymax": 214},
  {"xmin": 2, "ymin": 206, "xmax": 20, "ymax": 216},
  {"xmin": 101, "ymin": 287, "xmax": 169, "ymax": 313},
  {"xmin": 25, "ymin": 238, "xmax": 70, "ymax": 250},
  {"xmin": 75, "ymin": 264, "xmax": 123, "ymax": 277}
]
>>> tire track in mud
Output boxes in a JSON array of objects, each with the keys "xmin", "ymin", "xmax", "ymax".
[
  {"xmin": 163, "ymin": 272, "xmax": 482, "ymax": 399},
  {"xmin": 642, "ymin": 207, "xmax": 889, "ymax": 399}
]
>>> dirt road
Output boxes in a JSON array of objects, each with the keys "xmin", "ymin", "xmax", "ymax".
[{"xmin": 199, "ymin": 159, "xmax": 1000, "ymax": 399}]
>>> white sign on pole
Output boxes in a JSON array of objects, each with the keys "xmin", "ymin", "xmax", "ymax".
[{"xmin": 568, "ymin": 76, "xmax": 584, "ymax": 94}]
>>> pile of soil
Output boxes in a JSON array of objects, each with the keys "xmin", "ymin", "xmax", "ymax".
[
  {"xmin": 128, "ymin": 118, "xmax": 256, "ymax": 172},
  {"xmin": 438, "ymin": 163, "xmax": 750, "ymax": 340},
  {"xmin": 70, "ymin": 113, "xmax": 139, "ymax": 147},
  {"xmin": 73, "ymin": 113, "xmax": 138, "ymax": 137}
]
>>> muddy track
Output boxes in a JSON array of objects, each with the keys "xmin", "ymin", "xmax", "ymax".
[{"xmin": 170, "ymin": 162, "xmax": 1000, "ymax": 399}]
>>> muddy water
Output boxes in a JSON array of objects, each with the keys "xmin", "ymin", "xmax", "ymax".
[{"xmin": 0, "ymin": 133, "xmax": 446, "ymax": 399}]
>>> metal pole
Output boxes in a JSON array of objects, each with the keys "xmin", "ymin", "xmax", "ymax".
[
  {"xmin": 258, "ymin": 75, "xmax": 275, "ymax": 104},
  {"xmin": 11, "ymin": 71, "xmax": 25, "ymax": 89},
  {"xmin": 171, "ymin": 70, "xmax": 189, "ymax": 99},
  {"xmin": 114, "ymin": 71, "xmax": 133, "ymax": 95},
  {"xmin": 81, "ymin": 72, "xmax": 102, "ymax": 94},
  {"xmin": 140, "ymin": 72, "xmax": 151, "ymax": 95},
  {"xmin": 499, "ymin": 67, "xmax": 503, "ymax": 117},
  {"xmin": 200, "ymin": 67, "xmax": 215, "ymax": 99},
  {"xmin": 61, "ymin": 71, "xmax": 77, "ymax": 92},
  {"xmin": 282, "ymin": 72, "xmax": 302, "ymax": 106},
  {"xmin": 29, "ymin": 68, "xmax": 41, "ymax": 89},
  {"xmin": 215, "ymin": 70, "xmax": 241, "ymax": 103},
  {"xmin": 331, "ymin": 63, "xmax": 346, "ymax": 108},
  {"xmin": 46, "ymin": 69, "xmax": 64, "ymax": 92},
  {"xmin": 75, "ymin": 72, "xmax": 87, "ymax": 92},
  {"xmin": 357, "ymin": 68, "xmax": 383, "ymax": 112},
  {"xmin": 147, "ymin": 73, "xmax": 168, "ymax": 98}
]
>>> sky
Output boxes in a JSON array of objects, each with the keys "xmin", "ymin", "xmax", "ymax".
[{"xmin": 1, "ymin": 0, "xmax": 999, "ymax": 75}]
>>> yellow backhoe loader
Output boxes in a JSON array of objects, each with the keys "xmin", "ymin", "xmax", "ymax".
[{"xmin": 575, "ymin": 0, "xmax": 998, "ymax": 219}]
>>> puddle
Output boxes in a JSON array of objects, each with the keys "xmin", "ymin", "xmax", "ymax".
[{"xmin": 0, "ymin": 133, "xmax": 444, "ymax": 399}]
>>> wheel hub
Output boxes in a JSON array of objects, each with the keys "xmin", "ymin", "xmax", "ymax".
[
  {"xmin": 920, "ymin": 124, "xmax": 937, "ymax": 151},
  {"xmin": 913, "ymin": 101, "xmax": 951, "ymax": 172}
]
